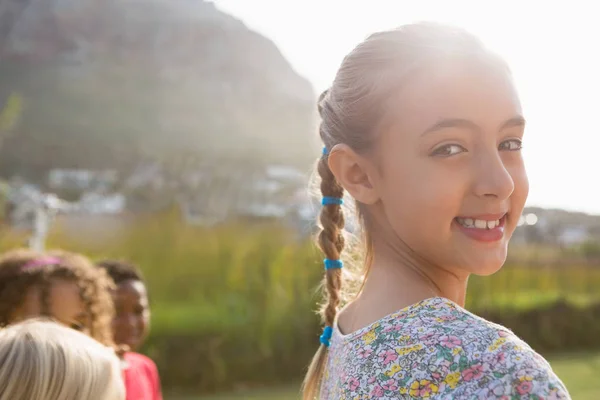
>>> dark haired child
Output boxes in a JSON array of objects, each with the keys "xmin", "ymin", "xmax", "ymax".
[{"xmin": 97, "ymin": 259, "xmax": 163, "ymax": 400}]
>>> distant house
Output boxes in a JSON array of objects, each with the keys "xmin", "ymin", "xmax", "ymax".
[
  {"xmin": 180, "ymin": 164, "xmax": 310, "ymax": 226},
  {"xmin": 265, "ymin": 165, "xmax": 306, "ymax": 184},
  {"xmin": 4, "ymin": 182, "xmax": 42, "ymax": 230},
  {"xmin": 72, "ymin": 192, "xmax": 126, "ymax": 215},
  {"xmin": 124, "ymin": 162, "xmax": 165, "ymax": 191},
  {"xmin": 3, "ymin": 180, "xmax": 70, "ymax": 234},
  {"xmin": 48, "ymin": 169, "xmax": 118, "ymax": 191},
  {"xmin": 557, "ymin": 226, "xmax": 589, "ymax": 246}
]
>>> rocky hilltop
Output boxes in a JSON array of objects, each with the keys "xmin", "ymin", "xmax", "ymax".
[{"xmin": 0, "ymin": 0, "xmax": 316, "ymax": 179}]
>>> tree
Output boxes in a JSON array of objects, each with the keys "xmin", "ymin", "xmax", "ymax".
[{"xmin": 0, "ymin": 92, "xmax": 22, "ymax": 146}]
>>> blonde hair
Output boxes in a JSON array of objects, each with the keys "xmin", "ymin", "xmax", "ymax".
[
  {"xmin": 0, "ymin": 319, "xmax": 125, "ymax": 400},
  {"xmin": 303, "ymin": 22, "xmax": 500, "ymax": 399}
]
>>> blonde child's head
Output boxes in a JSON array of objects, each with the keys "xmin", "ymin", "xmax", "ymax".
[{"xmin": 0, "ymin": 318, "xmax": 125, "ymax": 400}]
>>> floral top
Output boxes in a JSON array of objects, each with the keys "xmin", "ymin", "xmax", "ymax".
[{"xmin": 319, "ymin": 297, "xmax": 570, "ymax": 400}]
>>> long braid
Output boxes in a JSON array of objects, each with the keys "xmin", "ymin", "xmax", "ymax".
[
  {"xmin": 302, "ymin": 90, "xmax": 346, "ymax": 400},
  {"xmin": 317, "ymin": 154, "xmax": 345, "ymax": 327}
]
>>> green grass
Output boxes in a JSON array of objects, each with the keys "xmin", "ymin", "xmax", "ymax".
[
  {"xmin": 551, "ymin": 352, "xmax": 600, "ymax": 400},
  {"xmin": 172, "ymin": 386, "xmax": 299, "ymax": 400},
  {"xmin": 3, "ymin": 214, "xmax": 600, "ymax": 393},
  {"xmin": 173, "ymin": 352, "xmax": 600, "ymax": 400}
]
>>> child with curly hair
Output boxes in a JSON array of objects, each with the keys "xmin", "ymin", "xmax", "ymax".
[{"xmin": 0, "ymin": 248, "xmax": 115, "ymax": 346}]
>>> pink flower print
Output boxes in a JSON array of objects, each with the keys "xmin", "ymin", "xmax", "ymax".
[
  {"xmin": 494, "ymin": 352, "xmax": 506, "ymax": 364},
  {"xmin": 516, "ymin": 381, "xmax": 533, "ymax": 395},
  {"xmin": 368, "ymin": 376, "xmax": 377, "ymax": 384},
  {"xmin": 370, "ymin": 385, "xmax": 384, "ymax": 397},
  {"xmin": 383, "ymin": 326, "xmax": 394, "ymax": 333},
  {"xmin": 396, "ymin": 312, "xmax": 407, "ymax": 320},
  {"xmin": 462, "ymin": 364, "xmax": 484, "ymax": 382},
  {"xmin": 498, "ymin": 330, "xmax": 509, "ymax": 337},
  {"xmin": 348, "ymin": 377, "xmax": 360, "ymax": 392},
  {"xmin": 378, "ymin": 349, "xmax": 398, "ymax": 365},
  {"xmin": 440, "ymin": 335, "xmax": 462, "ymax": 348},
  {"xmin": 358, "ymin": 346, "xmax": 373, "ymax": 359},
  {"xmin": 419, "ymin": 332, "xmax": 437, "ymax": 346},
  {"xmin": 548, "ymin": 388, "xmax": 568, "ymax": 400},
  {"xmin": 382, "ymin": 379, "xmax": 398, "ymax": 391}
]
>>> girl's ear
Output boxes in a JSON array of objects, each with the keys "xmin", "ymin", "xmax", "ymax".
[{"xmin": 328, "ymin": 144, "xmax": 380, "ymax": 205}]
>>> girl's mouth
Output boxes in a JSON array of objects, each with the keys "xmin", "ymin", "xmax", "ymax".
[
  {"xmin": 453, "ymin": 213, "xmax": 508, "ymax": 242},
  {"xmin": 455, "ymin": 214, "xmax": 506, "ymax": 230}
]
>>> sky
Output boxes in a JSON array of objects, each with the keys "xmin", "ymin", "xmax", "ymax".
[{"xmin": 214, "ymin": 0, "xmax": 600, "ymax": 215}]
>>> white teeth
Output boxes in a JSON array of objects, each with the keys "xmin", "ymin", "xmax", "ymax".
[
  {"xmin": 474, "ymin": 219, "xmax": 487, "ymax": 229},
  {"xmin": 457, "ymin": 217, "xmax": 502, "ymax": 230}
]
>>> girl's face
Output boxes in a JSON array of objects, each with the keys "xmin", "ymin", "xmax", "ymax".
[
  {"xmin": 17, "ymin": 279, "xmax": 90, "ymax": 333},
  {"xmin": 370, "ymin": 58, "xmax": 528, "ymax": 276},
  {"xmin": 112, "ymin": 280, "xmax": 150, "ymax": 351}
]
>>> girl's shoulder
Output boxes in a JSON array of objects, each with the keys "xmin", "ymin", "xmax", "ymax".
[
  {"xmin": 324, "ymin": 297, "xmax": 570, "ymax": 399},
  {"xmin": 124, "ymin": 351, "xmax": 159, "ymax": 376},
  {"xmin": 123, "ymin": 352, "xmax": 163, "ymax": 399},
  {"xmin": 332, "ymin": 296, "xmax": 490, "ymax": 345}
]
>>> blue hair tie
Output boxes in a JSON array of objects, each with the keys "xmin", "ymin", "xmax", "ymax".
[
  {"xmin": 322, "ymin": 147, "xmax": 328, "ymax": 155},
  {"xmin": 322, "ymin": 197, "xmax": 343, "ymax": 206},
  {"xmin": 324, "ymin": 258, "xmax": 343, "ymax": 270},
  {"xmin": 320, "ymin": 326, "xmax": 333, "ymax": 347}
]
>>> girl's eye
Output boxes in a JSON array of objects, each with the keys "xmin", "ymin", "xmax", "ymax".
[
  {"xmin": 431, "ymin": 144, "xmax": 467, "ymax": 157},
  {"xmin": 70, "ymin": 322, "xmax": 84, "ymax": 331},
  {"xmin": 499, "ymin": 139, "xmax": 523, "ymax": 151}
]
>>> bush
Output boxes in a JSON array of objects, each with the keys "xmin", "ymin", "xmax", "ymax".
[
  {"xmin": 481, "ymin": 301, "xmax": 600, "ymax": 353},
  {"xmin": 579, "ymin": 240, "xmax": 600, "ymax": 261}
]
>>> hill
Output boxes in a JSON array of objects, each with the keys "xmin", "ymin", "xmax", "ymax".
[{"xmin": 0, "ymin": 0, "xmax": 317, "ymax": 180}]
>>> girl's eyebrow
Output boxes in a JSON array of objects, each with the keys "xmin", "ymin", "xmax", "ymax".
[
  {"xmin": 421, "ymin": 118, "xmax": 480, "ymax": 136},
  {"xmin": 421, "ymin": 115, "xmax": 526, "ymax": 136},
  {"xmin": 500, "ymin": 115, "xmax": 526, "ymax": 130}
]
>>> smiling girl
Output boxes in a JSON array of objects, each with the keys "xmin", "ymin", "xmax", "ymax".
[
  {"xmin": 303, "ymin": 22, "xmax": 570, "ymax": 399},
  {"xmin": 97, "ymin": 259, "xmax": 162, "ymax": 400},
  {"xmin": 0, "ymin": 248, "xmax": 114, "ymax": 346}
]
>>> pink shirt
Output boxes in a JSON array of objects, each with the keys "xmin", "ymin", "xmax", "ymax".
[{"xmin": 123, "ymin": 352, "xmax": 163, "ymax": 400}]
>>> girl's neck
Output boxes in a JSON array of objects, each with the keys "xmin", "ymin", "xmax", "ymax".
[
  {"xmin": 364, "ymin": 249, "xmax": 467, "ymax": 305},
  {"xmin": 338, "ymin": 233, "xmax": 468, "ymax": 334}
]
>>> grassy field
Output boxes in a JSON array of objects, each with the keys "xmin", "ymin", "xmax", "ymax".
[
  {"xmin": 174, "ymin": 352, "xmax": 600, "ymax": 400},
  {"xmin": 2, "ymin": 215, "xmax": 600, "ymax": 394}
]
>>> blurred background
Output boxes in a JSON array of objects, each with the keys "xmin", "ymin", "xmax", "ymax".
[{"xmin": 1, "ymin": 0, "xmax": 599, "ymax": 399}]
